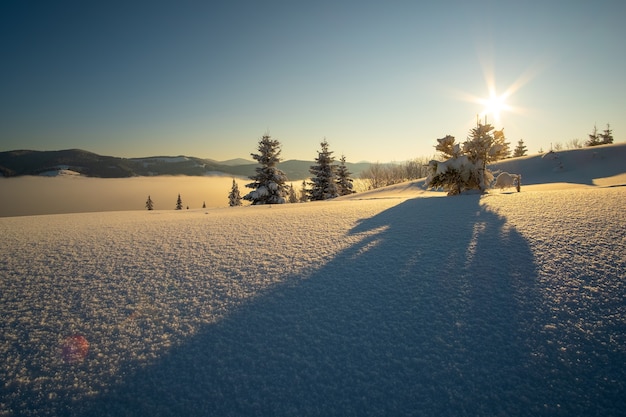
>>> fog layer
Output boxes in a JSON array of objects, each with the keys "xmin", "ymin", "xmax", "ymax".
[{"xmin": 0, "ymin": 176, "xmax": 252, "ymax": 217}]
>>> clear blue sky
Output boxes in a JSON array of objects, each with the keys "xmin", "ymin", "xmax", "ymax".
[{"xmin": 1, "ymin": 0, "xmax": 624, "ymax": 162}]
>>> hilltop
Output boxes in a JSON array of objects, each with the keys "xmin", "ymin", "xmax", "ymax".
[
  {"xmin": 0, "ymin": 148, "xmax": 370, "ymax": 179},
  {"xmin": 339, "ymin": 142, "xmax": 626, "ymax": 201}
]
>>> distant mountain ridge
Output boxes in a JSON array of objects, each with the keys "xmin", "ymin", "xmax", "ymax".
[{"xmin": 0, "ymin": 149, "xmax": 371, "ymax": 180}]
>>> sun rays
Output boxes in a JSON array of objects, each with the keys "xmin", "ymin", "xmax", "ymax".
[
  {"xmin": 477, "ymin": 89, "xmax": 511, "ymax": 125},
  {"xmin": 449, "ymin": 49, "xmax": 548, "ymax": 130}
]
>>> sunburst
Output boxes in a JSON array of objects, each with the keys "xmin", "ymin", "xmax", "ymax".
[
  {"xmin": 450, "ymin": 52, "xmax": 545, "ymax": 129},
  {"xmin": 478, "ymin": 89, "xmax": 511, "ymax": 125}
]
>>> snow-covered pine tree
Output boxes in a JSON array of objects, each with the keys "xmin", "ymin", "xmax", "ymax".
[
  {"xmin": 513, "ymin": 139, "xmax": 528, "ymax": 157},
  {"xmin": 228, "ymin": 179, "xmax": 242, "ymax": 206},
  {"xmin": 308, "ymin": 139, "xmax": 338, "ymax": 201},
  {"xmin": 600, "ymin": 123, "xmax": 613, "ymax": 144},
  {"xmin": 426, "ymin": 135, "xmax": 471, "ymax": 195},
  {"xmin": 299, "ymin": 180, "xmax": 309, "ymax": 202},
  {"xmin": 243, "ymin": 135, "xmax": 289, "ymax": 205},
  {"xmin": 586, "ymin": 124, "xmax": 601, "ymax": 146},
  {"xmin": 287, "ymin": 183, "xmax": 298, "ymax": 203},
  {"xmin": 492, "ymin": 128, "xmax": 511, "ymax": 159},
  {"xmin": 145, "ymin": 195, "xmax": 154, "ymax": 210},
  {"xmin": 336, "ymin": 154, "xmax": 355, "ymax": 196},
  {"xmin": 175, "ymin": 194, "xmax": 183, "ymax": 210},
  {"xmin": 435, "ymin": 135, "xmax": 462, "ymax": 159},
  {"xmin": 463, "ymin": 123, "xmax": 507, "ymax": 191}
]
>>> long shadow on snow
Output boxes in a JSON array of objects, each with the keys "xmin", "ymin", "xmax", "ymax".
[{"xmin": 76, "ymin": 195, "xmax": 617, "ymax": 416}]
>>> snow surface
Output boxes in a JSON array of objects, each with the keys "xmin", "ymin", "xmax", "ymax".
[{"xmin": 1, "ymin": 145, "xmax": 625, "ymax": 416}]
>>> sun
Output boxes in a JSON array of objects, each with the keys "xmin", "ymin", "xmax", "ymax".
[{"xmin": 478, "ymin": 89, "xmax": 511, "ymax": 125}]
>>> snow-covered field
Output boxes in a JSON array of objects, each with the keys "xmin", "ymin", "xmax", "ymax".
[{"xmin": 1, "ymin": 144, "xmax": 625, "ymax": 416}]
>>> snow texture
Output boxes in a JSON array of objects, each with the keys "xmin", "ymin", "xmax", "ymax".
[{"xmin": 1, "ymin": 144, "xmax": 625, "ymax": 416}]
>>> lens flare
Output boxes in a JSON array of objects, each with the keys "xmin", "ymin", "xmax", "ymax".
[{"xmin": 61, "ymin": 334, "xmax": 89, "ymax": 363}]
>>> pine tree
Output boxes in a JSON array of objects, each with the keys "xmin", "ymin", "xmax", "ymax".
[
  {"xmin": 492, "ymin": 128, "xmax": 511, "ymax": 159},
  {"xmin": 145, "ymin": 195, "xmax": 154, "ymax": 210},
  {"xmin": 308, "ymin": 138, "xmax": 338, "ymax": 201},
  {"xmin": 513, "ymin": 139, "xmax": 528, "ymax": 157},
  {"xmin": 600, "ymin": 123, "xmax": 614, "ymax": 144},
  {"xmin": 287, "ymin": 183, "xmax": 298, "ymax": 203},
  {"xmin": 243, "ymin": 135, "xmax": 289, "ymax": 205},
  {"xmin": 463, "ymin": 123, "xmax": 507, "ymax": 191},
  {"xmin": 435, "ymin": 135, "xmax": 461, "ymax": 159},
  {"xmin": 336, "ymin": 154, "xmax": 355, "ymax": 196},
  {"xmin": 228, "ymin": 179, "xmax": 242, "ymax": 207},
  {"xmin": 175, "ymin": 194, "xmax": 183, "ymax": 210},
  {"xmin": 299, "ymin": 180, "xmax": 309, "ymax": 203},
  {"xmin": 586, "ymin": 124, "xmax": 601, "ymax": 146}
]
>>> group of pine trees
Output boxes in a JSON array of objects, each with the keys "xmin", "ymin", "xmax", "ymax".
[
  {"xmin": 307, "ymin": 139, "xmax": 354, "ymax": 201},
  {"xmin": 586, "ymin": 123, "xmax": 613, "ymax": 146},
  {"xmin": 511, "ymin": 122, "xmax": 614, "ymax": 157},
  {"xmin": 236, "ymin": 135, "xmax": 355, "ymax": 206}
]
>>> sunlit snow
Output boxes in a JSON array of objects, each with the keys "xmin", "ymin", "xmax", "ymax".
[{"xmin": 1, "ymin": 144, "xmax": 625, "ymax": 416}]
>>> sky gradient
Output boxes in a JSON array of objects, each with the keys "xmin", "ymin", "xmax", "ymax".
[{"xmin": 1, "ymin": 0, "xmax": 624, "ymax": 162}]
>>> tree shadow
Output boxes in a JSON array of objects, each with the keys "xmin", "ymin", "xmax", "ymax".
[{"xmin": 67, "ymin": 195, "xmax": 620, "ymax": 416}]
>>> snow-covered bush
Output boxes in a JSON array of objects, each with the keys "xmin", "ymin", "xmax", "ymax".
[
  {"xmin": 494, "ymin": 172, "xmax": 521, "ymax": 192},
  {"xmin": 426, "ymin": 124, "xmax": 510, "ymax": 195},
  {"xmin": 426, "ymin": 155, "xmax": 476, "ymax": 195}
]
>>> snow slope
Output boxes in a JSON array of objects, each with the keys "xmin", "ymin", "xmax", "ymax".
[
  {"xmin": 1, "ymin": 145, "xmax": 625, "ymax": 416},
  {"xmin": 489, "ymin": 142, "xmax": 626, "ymax": 187}
]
